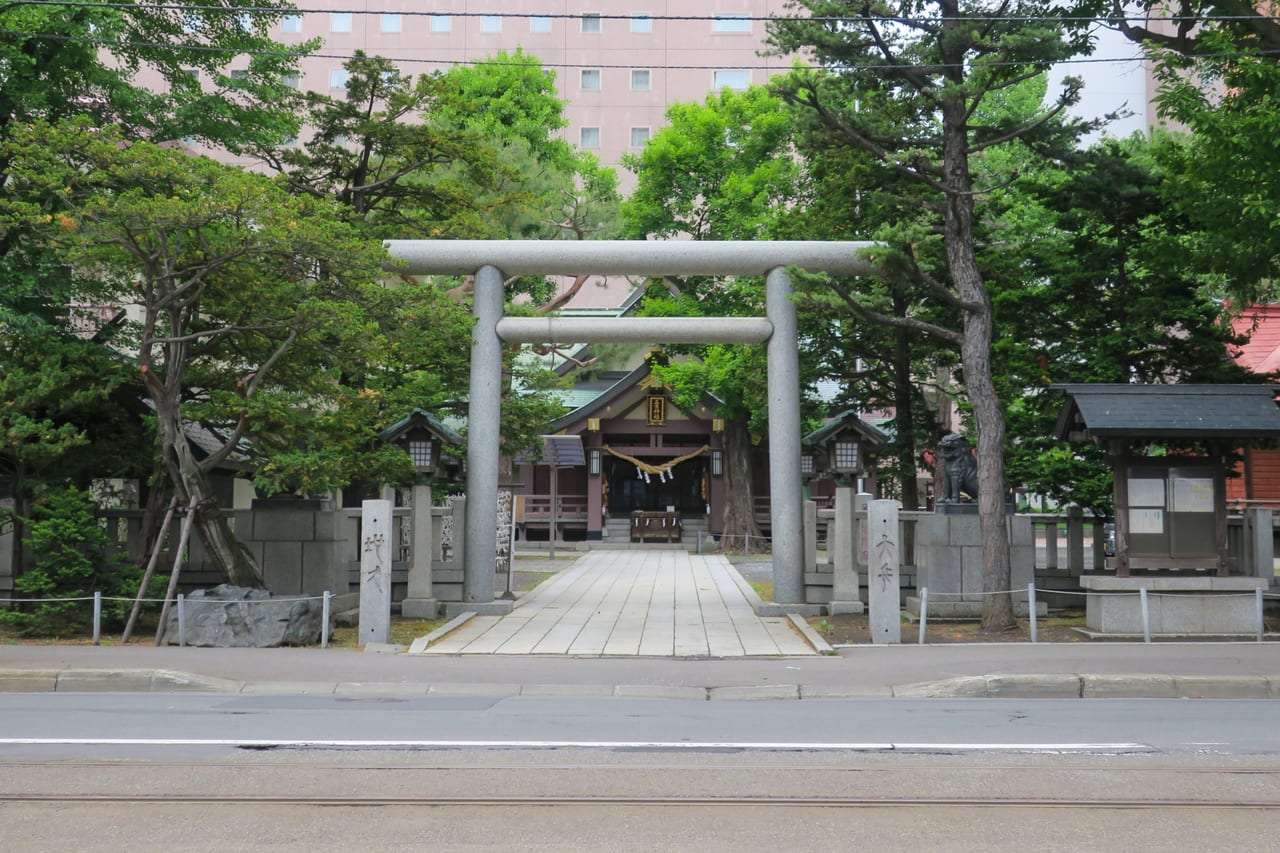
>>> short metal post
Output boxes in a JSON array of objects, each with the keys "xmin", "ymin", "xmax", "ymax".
[
  {"xmin": 92, "ymin": 591, "xmax": 102, "ymax": 646},
  {"xmin": 1257, "ymin": 588, "xmax": 1265, "ymax": 643},
  {"xmin": 322, "ymin": 591, "xmax": 332, "ymax": 649},
  {"xmin": 745, "ymin": 533, "xmax": 750, "ymax": 554},
  {"xmin": 1027, "ymin": 582, "xmax": 1038, "ymax": 643},
  {"xmin": 1139, "ymin": 587, "xmax": 1151, "ymax": 644},
  {"xmin": 697, "ymin": 530, "xmax": 703, "ymax": 554},
  {"xmin": 918, "ymin": 587, "xmax": 928, "ymax": 645},
  {"xmin": 177, "ymin": 593, "xmax": 186, "ymax": 648}
]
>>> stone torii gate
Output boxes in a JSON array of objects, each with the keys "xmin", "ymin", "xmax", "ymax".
[{"xmin": 385, "ymin": 240, "xmax": 877, "ymax": 614}]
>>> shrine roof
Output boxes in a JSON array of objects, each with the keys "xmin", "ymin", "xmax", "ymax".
[{"xmin": 1052, "ymin": 384, "xmax": 1280, "ymax": 441}]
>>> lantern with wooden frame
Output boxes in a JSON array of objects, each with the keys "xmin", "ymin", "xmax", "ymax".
[{"xmin": 378, "ymin": 409, "xmax": 463, "ymax": 483}]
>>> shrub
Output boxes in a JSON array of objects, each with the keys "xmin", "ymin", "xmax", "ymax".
[{"xmin": 0, "ymin": 485, "xmax": 143, "ymax": 637}]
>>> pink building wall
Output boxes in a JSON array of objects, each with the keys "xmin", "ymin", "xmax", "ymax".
[{"xmin": 268, "ymin": 2, "xmax": 794, "ymax": 179}]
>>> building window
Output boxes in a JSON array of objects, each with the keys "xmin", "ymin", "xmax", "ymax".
[
  {"xmin": 330, "ymin": 69, "xmax": 349, "ymax": 90},
  {"xmin": 631, "ymin": 69, "xmax": 651, "ymax": 91},
  {"xmin": 430, "ymin": 15, "xmax": 451, "ymax": 32},
  {"xmin": 330, "ymin": 13, "xmax": 351, "ymax": 33},
  {"xmin": 480, "ymin": 15, "xmax": 501, "ymax": 33},
  {"xmin": 580, "ymin": 69, "xmax": 601, "ymax": 91},
  {"xmin": 582, "ymin": 13, "xmax": 601, "ymax": 33},
  {"xmin": 713, "ymin": 69, "xmax": 751, "ymax": 90},
  {"xmin": 281, "ymin": 15, "xmax": 301, "ymax": 34},
  {"xmin": 282, "ymin": 73, "xmax": 300, "ymax": 89},
  {"xmin": 630, "ymin": 127, "xmax": 650, "ymax": 148},
  {"xmin": 229, "ymin": 69, "xmax": 249, "ymax": 81},
  {"xmin": 631, "ymin": 14, "xmax": 652, "ymax": 33},
  {"xmin": 713, "ymin": 14, "xmax": 751, "ymax": 33},
  {"xmin": 182, "ymin": 12, "xmax": 201, "ymax": 34},
  {"xmin": 236, "ymin": 12, "xmax": 253, "ymax": 31},
  {"xmin": 381, "ymin": 14, "xmax": 401, "ymax": 33},
  {"xmin": 531, "ymin": 15, "xmax": 551, "ymax": 33},
  {"xmin": 580, "ymin": 127, "xmax": 600, "ymax": 149}
]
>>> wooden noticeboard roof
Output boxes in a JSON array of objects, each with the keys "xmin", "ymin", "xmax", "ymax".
[{"xmin": 1052, "ymin": 384, "xmax": 1280, "ymax": 441}]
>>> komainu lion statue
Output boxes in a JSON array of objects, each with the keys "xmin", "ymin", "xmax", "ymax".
[{"xmin": 939, "ymin": 433, "xmax": 979, "ymax": 502}]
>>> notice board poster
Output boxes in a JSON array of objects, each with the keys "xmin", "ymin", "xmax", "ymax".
[{"xmin": 1171, "ymin": 477, "xmax": 1214, "ymax": 513}]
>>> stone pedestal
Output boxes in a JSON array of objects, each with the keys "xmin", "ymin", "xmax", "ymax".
[
  {"xmin": 238, "ymin": 501, "xmax": 345, "ymax": 598},
  {"xmin": 1080, "ymin": 575, "xmax": 1268, "ymax": 635},
  {"xmin": 828, "ymin": 489, "xmax": 867, "ymax": 616},
  {"xmin": 907, "ymin": 512, "xmax": 1041, "ymax": 618},
  {"xmin": 400, "ymin": 484, "xmax": 438, "ymax": 619}
]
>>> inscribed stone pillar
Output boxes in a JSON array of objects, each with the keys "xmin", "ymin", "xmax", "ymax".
[
  {"xmin": 400, "ymin": 484, "xmax": 437, "ymax": 619},
  {"xmin": 358, "ymin": 499, "xmax": 392, "ymax": 646},
  {"xmin": 867, "ymin": 499, "xmax": 902, "ymax": 644},
  {"xmin": 829, "ymin": 486, "xmax": 865, "ymax": 615}
]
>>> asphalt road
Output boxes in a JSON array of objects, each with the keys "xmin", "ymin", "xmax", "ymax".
[
  {"xmin": 3, "ymin": 693, "xmax": 1280, "ymax": 755},
  {"xmin": 3, "ymin": 694, "xmax": 1279, "ymax": 851}
]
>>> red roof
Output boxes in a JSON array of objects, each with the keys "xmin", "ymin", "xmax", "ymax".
[{"xmin": 1230, "ymin": 304, "xmax": 1280, "ymax": 375}]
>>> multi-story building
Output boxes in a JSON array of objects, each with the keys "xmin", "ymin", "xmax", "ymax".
[{"xmin": 262, "ymin": 3, "xmax": 794, "ymax": 180}]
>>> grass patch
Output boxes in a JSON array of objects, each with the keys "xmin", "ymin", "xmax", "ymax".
[
  {"xmin": 327, "ymin": 615, "xmax": 448, "ymax": 650},
  {"xmin": 749, "ymin": 580, "xmax": 774, "ymax": 601}
]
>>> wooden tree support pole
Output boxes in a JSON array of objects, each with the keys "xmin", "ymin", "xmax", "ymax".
[
  {"xmin": 120, "ymin": 496, "xmax": 178, "ymax": 645},
  {"xmin": 153, "ymin": 496, "xmax": 200, "ymax": 647}
]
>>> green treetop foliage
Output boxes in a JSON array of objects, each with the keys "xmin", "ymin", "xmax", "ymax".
[
  {"xmin": 622, "ymin": 86, "xmax": 805, "ymax": 241},
  {"xmin": 0, "ymin": 0, "xmax": 312, "ymax": 156},
  {"xmin": 244, "ymin": 50, "xmax": 606, "ymax": 463},
  {"xmin": 1102, "ymin": 1, "xmax": 1280, "ymax": 298},
  {"xmin": 254, "ymin": 52, "xmax": 500, "ymax": 239}
]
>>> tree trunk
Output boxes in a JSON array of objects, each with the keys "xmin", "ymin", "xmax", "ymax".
[
  {"xmin": 148, "ymin": 341, "xmax": 266, "ymax": 590},
  {"xmin": 940, "ymin": 12, "xmax": 1015, "ymax": 629},
  {"xmin": 719, "ymin": 419, "xmax": 764, "ymax": 552},
  {"xmin": 169, "ymin": 426, "xmax": 266, "ymax": 589},
  {"xmin": 891, "ymin": 290, "xmax": 921, "ymax": 510}
]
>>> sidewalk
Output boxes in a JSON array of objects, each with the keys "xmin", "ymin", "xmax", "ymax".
[{"xmin": 1, "ymin": 642, "xmax": 1276, "ymax": 699}]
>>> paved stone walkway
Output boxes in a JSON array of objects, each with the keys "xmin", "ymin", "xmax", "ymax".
[{"xmin": 421, "ymin": 551, "xmax": 816, "ymax": 657}]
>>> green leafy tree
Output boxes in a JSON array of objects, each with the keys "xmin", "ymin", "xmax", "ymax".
[
  {"xmin": 768, "ymin": 1, "xmax": 1099, "ymax": 629},
  {"xmin": 3, "ymin": 119, "xmax": 416, "ymax": 587},
  {"xmin": 622, "ymin": 86, "xmax": 808, "ymax": 548},
  {"xmin": 992, "ymin": 136, "xmax": 1257, "ymax": 512},
  {"xmin": 255, "ymin": 52, "xmax": 608, "ymax": 464},
  {"xmin": 0, "ymin": 0, "xmax": 313, "ymax": 580}
]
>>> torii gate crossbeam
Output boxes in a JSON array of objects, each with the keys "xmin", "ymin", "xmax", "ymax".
[{"xmin": 385, "ymin": 240, "xmax": 878, "ymax": 615}]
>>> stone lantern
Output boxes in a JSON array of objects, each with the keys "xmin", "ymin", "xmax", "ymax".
[{"xmin": 378, "ymin": 409, "xmax": 462, "ymax": 619}]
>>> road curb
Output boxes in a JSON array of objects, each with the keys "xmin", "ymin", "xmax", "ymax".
[
  {"xmin": 892, "ymin": 673, "xmax": 1280, "ymax": 699},
  {"xmin": 0, "ymin": 669, "xmax": 1276, "ymax": 699}
]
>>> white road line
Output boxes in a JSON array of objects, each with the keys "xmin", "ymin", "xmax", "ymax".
[{"xmin": 0, "ymin": 737, "xmax": 1153, "ymax": 752}]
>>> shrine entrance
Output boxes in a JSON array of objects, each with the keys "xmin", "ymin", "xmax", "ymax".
[{"xmin": 385, "ymin": 240, "xmax": 876, "ymax": 614}]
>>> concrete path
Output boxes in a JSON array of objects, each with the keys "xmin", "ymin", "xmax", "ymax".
[{"xmin": 421, "ymin": 551, "xmax": 816, "ymax": 656}]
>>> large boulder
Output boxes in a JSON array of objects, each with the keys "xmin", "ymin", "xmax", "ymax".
[{"xmin": 161, "ymin": 584, "xmax": 330, "ymax": 647}]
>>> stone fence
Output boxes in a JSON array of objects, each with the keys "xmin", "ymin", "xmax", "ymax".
[
  {"xmin": 803, "ymin": 505, "xmax": 1276, "ymax": 613},
  {"xmin": 2, "ymin": 495, "xmax": 1272, "ymax": 618}
]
